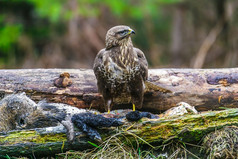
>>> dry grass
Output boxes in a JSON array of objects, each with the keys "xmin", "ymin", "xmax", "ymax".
[
  {"xmin": 202, "ymin": 126, "xmax": 238, "ymax": 159},
  {"xmin": 57, "ymin": 131, "xmax": 151, "ymax": 159},
  {"xmin": 56, "ymin": 130, "xmax": 201, "ymax": 159}
]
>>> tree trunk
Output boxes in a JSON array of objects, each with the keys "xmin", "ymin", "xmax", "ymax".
[
  {"xmin": 0, "ymin": 68, "xmax": 237, "ymax": 113},
  {"xmin": 0, "ymin": 108, "xmax": 237, "ymax": 157}
]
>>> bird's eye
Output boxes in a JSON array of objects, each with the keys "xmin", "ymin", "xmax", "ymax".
[
  {"xmin": 117, "ymin": 30, "xmax": 129, "ymax": 36},
  {"xmin": 138, "ymin": 54, "xmax": 142, "ymax": 58},
  {"xmin": 117, "ymin": 30, "xmax": 124, "ymax": 34}
]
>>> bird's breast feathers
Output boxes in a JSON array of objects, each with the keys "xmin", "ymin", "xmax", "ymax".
[{"xmin": 102, "ymin": 49, "xmax": 140, "ymax": 82}]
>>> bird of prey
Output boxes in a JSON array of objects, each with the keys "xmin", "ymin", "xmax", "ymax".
[{"xmin": 93, "ymin": 25, "xmax": 147, "ymax": 113}]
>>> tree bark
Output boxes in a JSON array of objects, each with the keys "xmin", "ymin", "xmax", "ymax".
[
  {"xmin": 0, "ymin": 68, "xmax": 237, "ymax": 113},
  {"xmin": 0, "ymin": 108, "xmax": 237, "ymax": 157}
]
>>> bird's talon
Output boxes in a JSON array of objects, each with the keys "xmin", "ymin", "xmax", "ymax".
[{"xmin": 133, "ymin": 104, "xmax": 136, "ymax": 111}]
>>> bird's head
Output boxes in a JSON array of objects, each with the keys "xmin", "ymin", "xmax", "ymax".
[{"xmin": 105, "ymin": 25, "xmax": 135, "ymax": 49}]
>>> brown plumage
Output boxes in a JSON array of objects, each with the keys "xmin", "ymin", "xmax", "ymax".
[{"xmin": 93, "ymin": 25, "xmax": 148, "ymax": 113}]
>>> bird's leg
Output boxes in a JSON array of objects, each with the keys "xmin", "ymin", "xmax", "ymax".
[
  {"xmin": 106, "ymin": 100, "xmax": 112, "ymax": 114},
  {"xmin": 130, "ymin": 78, "xmax": 144, "ymax": 112},
  {"xmin": 133, "ymin": 104, "xmax": 136, "ymax": 111}
]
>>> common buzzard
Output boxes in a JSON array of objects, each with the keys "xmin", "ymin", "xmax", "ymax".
[{"xmin": 93, "ymin": 25, "xmax": 148, "ymax": 113}]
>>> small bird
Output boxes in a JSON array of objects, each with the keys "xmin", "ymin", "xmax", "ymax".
[{"xmin": 93, "ymin": 25, "xmax": 148, "ymax": 113}]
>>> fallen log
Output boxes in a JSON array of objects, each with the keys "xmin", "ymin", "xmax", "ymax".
[
  {"xmin": 0, "ymin": 127, "xmax": 92, "ymax": 157},
  {"xmin": 0, "ymin": 93, "xmax": 237, "ymax": 157},
  {"xmin": 0, "ymin": 108, "xmax": 237, "ymax": 157},
  {"xmin": 0, "ymin": 68, "xmax": 237, "ymax": 112}
]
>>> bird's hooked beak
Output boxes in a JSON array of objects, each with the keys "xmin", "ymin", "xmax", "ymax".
[{"xmin": 128, "ymin": 28, "xmax": 135, "ymax": 35}]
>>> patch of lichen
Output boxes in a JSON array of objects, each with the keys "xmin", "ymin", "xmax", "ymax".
[{"xmin": 0, "ymin": 130, "xmax": 67, "ymax": 145}]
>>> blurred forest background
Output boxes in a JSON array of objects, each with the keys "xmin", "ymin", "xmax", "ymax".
[{"xmin": 0, "ymin": 0, "xmax": 238, "ymax": 69}]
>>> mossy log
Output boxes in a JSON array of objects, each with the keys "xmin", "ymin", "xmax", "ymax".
[
  {"xmin": 0, "ymin": 108, "xmax": 237, "ymax": 157},
  {"xmin": 0, "ymin": 127, "xmax": 92, "ymax": 157},
  {"xmin": 0, "ymin": 68, "xmax": 238, "ymax": 112}
]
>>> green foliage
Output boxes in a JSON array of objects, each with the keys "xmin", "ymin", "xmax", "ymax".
[
  {"xmin": 158, "ymin": 0, "xmax": 182, "ymax": 4},
  {"xmin": 3, "ymin": 154, "xmax": 10, "ymax": 159},
  {"xmin": 27, "ymin": 0, "xmax": 64, "ymax": 23},
  {"xmin": 26, "ymin": 0, "xmax": 181, "ymax": 21},
  {"xmin": 0, "ymin": 0, "xmax": 181, "ymax": 68},
  {"xmin": 0, "ymin": 24, "xmax": 22, "ymax": 53},
  {"xmin": 104, "ymin": 0, "xmax": 181, "ymax": 19},
  {"xmin": 77, "ymin": 0, "xmax": 100, "ymax": 17},
  {"xmin": 0, "ymin": 12, "xmax": 22, "ymax": 55},
  {"xmin": 27, "ymin": 0, "xmax": 102, "ymax": 21}
]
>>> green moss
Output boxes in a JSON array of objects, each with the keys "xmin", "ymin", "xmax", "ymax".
[
  {"xmin": 124, "ymin": 108, "xmax": 238, "ymax": 144},
  {"xmin": 0, "ymin": 130, "xmax": 67, "ymax": 145}
]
